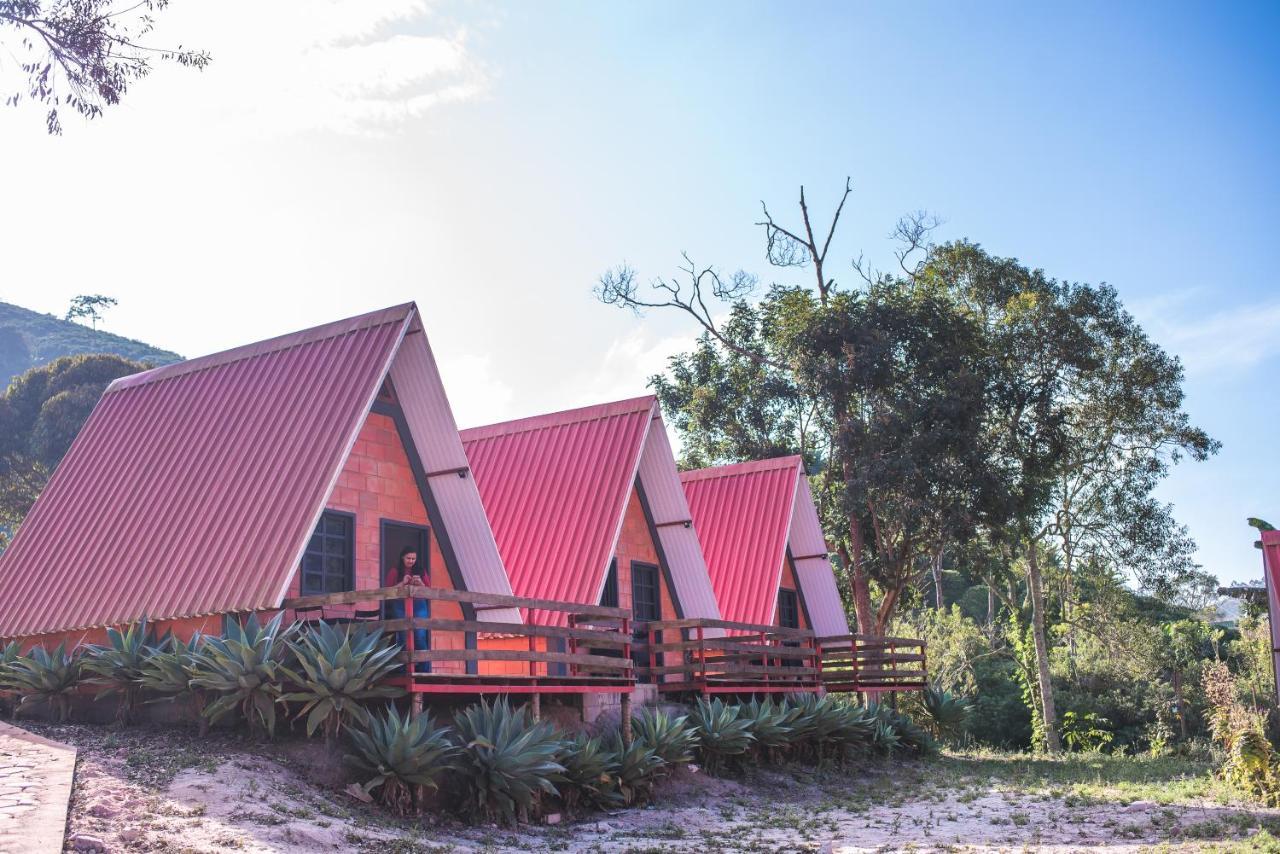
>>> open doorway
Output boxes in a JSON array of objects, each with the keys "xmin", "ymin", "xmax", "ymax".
[{"xmin": 380, "ymin": 521, "xmax": 431, "ymax": 586}]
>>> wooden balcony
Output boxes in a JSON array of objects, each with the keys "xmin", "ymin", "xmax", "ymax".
[
  {"xmin": 817, "ymin": 634, "xmax": 927, "ymax": 693},
  {"xmin": 633, "ymin": 618, "xmax": 822, "ymax": 695},
  {"xmin": 280, "ymin": 585, "xmax": 635, "ymax": 696}
]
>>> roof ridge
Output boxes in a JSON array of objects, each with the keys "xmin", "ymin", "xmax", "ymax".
[
  {"xmin": 679, "ymin": 455, "xmax": 803, "ymax": 483},
  {"xmin": 460, "ymin": 395, "xmax": 657, "ymax": 441},
  {"xmin": 106, "ymin": 303, "xmax": 416, "ymax": 394}
]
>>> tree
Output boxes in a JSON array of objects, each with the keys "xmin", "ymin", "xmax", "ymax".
[
  {"xmin": 0, "ymin": 1, "xmax": 209, "ymax": 134},
  {"xmin": 0, "ymin": 353, "xmax": 145, "ymax": 539},
  {"xmin": 600, "ymin": 182, "xmax": 1000, "ymax": 635},
  {"xmin": 65, "ymin": 294, "xmax": 117, "ymax": 330}
]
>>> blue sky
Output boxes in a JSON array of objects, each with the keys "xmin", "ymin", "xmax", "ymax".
[{"xmin": 1, "ymin": 0, "xmax": 1276, "ymax": 585}]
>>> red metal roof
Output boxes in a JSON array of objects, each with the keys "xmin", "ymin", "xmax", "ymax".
[
  {"xmin": 679, "ymin": 457, "xmax": 849, "ymax": 634},
  {"xmin": 680, "ymin": 457, "xmax": 803, "ymax": 627},
  {"xmin": 0, "ymin": 304, "xmax": 514, "ymax": 638},
  {"xmin": 461, "ymin": 397, "xmax": 656, "ymax": 625}
]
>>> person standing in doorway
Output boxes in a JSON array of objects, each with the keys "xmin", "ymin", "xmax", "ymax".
[{"xmin": 386, "ymin": 546, "xmax": 430, "ymax": 674}]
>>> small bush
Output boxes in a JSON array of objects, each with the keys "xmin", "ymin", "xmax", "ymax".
[
  {"xmin": 921, "ymin": 684, "xmax": 973, "ymax": 744},
  {"xmin": 556, "ymin": 733, "xmax": 624, "ymax": 814},
  {"xmin": 740, "ymin": 697, "xmax": 802, "ymax": 762},
  {"xmin": 283, "ymin": 622, "xmax": 404, "ymax": 743},
  {"xmin": 604, "ymin": 732, "xmax": 665, "ymax": 806},
  {"xmin": 690, "ymin": 696, "xmax": 754, "ymax": 775},
  {"xmin": 451, "ymin": 698, "xmax": 565, "ymax": 824},
  {"xmin": 3, "ymin": 642, "xmax": 81, "ymax": 721},
  {"xmin": 189, "ymin": 612, "xmax": 296, "ymax": 738},
  {"xmin": 347, "ymin": 705, "xmax": 458, "ymax": 815},
  {"xmin": 81, "ymin": 618, "xmax": 155, "ymax": 725},
  {"xmin": 632, "ymin": 707, "xmax": 697, "ymax": 768},
  {"xmin": 138, "ymin": 632, "xmax": 208, "ymax": 733}
]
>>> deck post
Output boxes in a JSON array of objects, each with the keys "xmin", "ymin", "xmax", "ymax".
[
  {"xmin": 404, "ymin": 592, "xmax": 422, "ymax": 717},
  {"xmin": 530, "ymin": 692, "xmax": 541, "ymax": 721},
  {"xmin": 620, "ymin": 689, "xmax": 633, "ymax": 747}
]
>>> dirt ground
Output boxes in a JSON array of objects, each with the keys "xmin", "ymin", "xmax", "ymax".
[{"xmin": 26, "ymin": 722, "xmax": 1280, "ymax": 853}]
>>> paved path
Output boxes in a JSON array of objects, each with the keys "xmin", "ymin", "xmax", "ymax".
[{"xmin": 0, "ymin": 723, "xmax": 76, "ymax": 854}]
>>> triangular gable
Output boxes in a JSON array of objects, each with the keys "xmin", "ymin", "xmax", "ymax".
[
  {"xmin": 0, "ymin": 303, "xmax": 512, "ymax": 638},
  {"xmin": 461, "ymin": 397, "xmax": 654, "ymax": 625},
  {"xmin": 682, "ymin": 456, "xmax": 849, "ymax": 634},
  {"xmin": 682, "ymin": 457, "xmax": 798, "ymax": 627}
]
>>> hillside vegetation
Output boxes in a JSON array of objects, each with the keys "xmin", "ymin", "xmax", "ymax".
[{"xmin": 0, "ymin": 300, "xmax": 180, "ymax": 389}]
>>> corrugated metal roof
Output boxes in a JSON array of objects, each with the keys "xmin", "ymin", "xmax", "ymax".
[
  {"xmin": 0, "ymin": 303, "xmax": 513, "ymax": 637},
  {"xmin": 681, "ymin": 456, "xmax": 849, "ymax": 634},
  {"xmin": 462, "ymin": 396, "xmax": 720, "ymax": 626},
  {"xmin": 1262, "ymin": 532, "xmax": 1280, "ymax": 669}
]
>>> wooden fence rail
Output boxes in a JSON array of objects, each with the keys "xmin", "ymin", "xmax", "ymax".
[
  {"xmin": 279, "ymin": 585, "xmax": 635, "ymax": 696},
  {"xmin": 634, "ymin": 618, "xmax": 822, "ymax": 694},
  {"xmin": 816, "ymin": 634, "xmax": 927, "ymax": 692}
]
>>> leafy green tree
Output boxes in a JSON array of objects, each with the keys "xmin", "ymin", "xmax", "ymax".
[
  {"xmin": 0, "ymin": 1, "xmax": 210, "ymax": 134},
  {"xmin": 0, "ymin": 353, "xmax": 146, "ymax": 540},
  {"xmin": 65, "ymin": 295, "xmax": 117, "ymax": 330}
]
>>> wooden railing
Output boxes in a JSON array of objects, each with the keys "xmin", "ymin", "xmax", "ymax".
[
  {"xmin": 816, "ymin": 634, "xmax": 927, "ymax": 692},
  {"xmin": 633, "ymin": 618, "xmax": 821, "ymax": 694},
  {"xmin": 280, "ymin": 585, "xmax": 635, "ymax": 694}
]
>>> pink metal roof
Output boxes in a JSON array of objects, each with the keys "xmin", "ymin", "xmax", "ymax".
[
  {"xmin": 0, "ymin": 304, "xmax": 513, "ymax": 638},
  {"xmin": 462, "ymin": 397, "xmax": 654, "ymax": 625},
  {"xmin": 681, "ymin": 456, "xmax": 850, "ymax": 635},
  {"xmin": 462, "ymin": 396, "xmax": 721, "ymax": 626}
]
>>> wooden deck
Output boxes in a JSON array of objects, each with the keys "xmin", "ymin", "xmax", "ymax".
[{"xmin": 280, "ymin": 585, "xmax": 635, "ymax": 697}]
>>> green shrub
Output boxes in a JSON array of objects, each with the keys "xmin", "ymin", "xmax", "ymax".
[
  {"xmin": 921, "ymin": 684, "xmax": 972, "ymax": 744},
  {"xmin": 451, "ymin": 698, "xmax": 565, "ymax": 824},
  {"xmin": 283, "ymin": 622, "xmax": 404, "ymax": 743},
  {"xmin": 189, "ymin": 612, "xmax": 296, "ymax": 738},
  {"xmin": 604, "ymin": 732, "xmax": 665, "ymax": 806},
  {"xmin": 81, "ymin": 618, "xmax": 155, "ymax": 725},
  {"xmin": 690, "ymin": 697, "xmax": 754, "ymax": 774},
  {"xmin": 828, "ymin": 700, "xmax": 879, "ymax": 758},
  {"xmin": 0, "ymin": 641, "xmax": 22, "ymax": 715},
  {"xmin": 138, "ymin": 632, "xmax": 208, "ymax": 733},
  {"xmin": 347, "ymin": 705, "xmax": 458, "ymax": 815},
  {"xmin": 1061, "ymin": 710, "xmax": 1115, "ymax": 753},
  {"xmin": 631, "ymin": 707, "xmax": 697, "ymax": 768},
  {"xmin": 3, "ymin": 642, "xmax": 80, "ymax": 721},
  {"xmin": 556, "ymin": 733, "xmax": 623, "ymax": 814},
  {"xmin": 740, "ymin": 697, "xmax": 802, "ymax": 762},
  {"xmin": 880, "ymin": 706, "xmax": 935, "ymax": 755}
]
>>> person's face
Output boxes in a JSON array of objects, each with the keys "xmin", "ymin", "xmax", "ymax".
[{"xmin": 403, "ymin": 552, "xmax": 417, "ymax": 571}]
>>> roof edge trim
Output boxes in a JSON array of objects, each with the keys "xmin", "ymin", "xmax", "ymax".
[
  {"xmin": 460, "ymin": 395, "xmax": 657, "ymax": 441},
  {"xmin": 679, "ymin": 455, "xmax": 803, "ymax": 483},
  {"xmin": 107, "ymin": 303, "xmax": 416, "ymax": 394}
]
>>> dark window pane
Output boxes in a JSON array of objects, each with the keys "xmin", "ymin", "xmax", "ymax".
[
  {"xmin": 631, "ymin": 563, "xmax": 660, "ymax": 621},
  {"xmin": 301, "ymin": 512, "xmax": 353, "ymax": 596},
  {"xmin": 600, "ymin": 559, "xmax": 619, "ymax": 608},
  {"xmin": 778, "ymin": 589, "xmax": 800, "ymax": 629}
]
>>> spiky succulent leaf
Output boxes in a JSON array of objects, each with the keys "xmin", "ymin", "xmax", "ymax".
[
  {"xmin": 604, "ymin": 732, "xmax": 665, "ymax": 806},
  {"xmin": 2, "ymin": 642, "xmax": 81, "ymax": 721},
  {"xmin": 282, "ymin": 621, "xmax": 404, "ymax": 740},
  {"xmin": 690, "ymin": 697, "xmax": 754, "ymax": 774},
  {"xmin": 556, "ymin": 733, "xmax": 624, "ymax": 813},
  {"xmin": 346, "ymin": 704, "xmax": 457, "ymax": 813},
  {"xmin": 452, "ymin": 698, "xmax": 566, "ymax": 824},
  {"xmin": 188, "ymin": 612, "xmax": 296, "ymax": 737},
  {"xmin": 632, "ymin": 707, "xmax": 698, "ymax": 767}
]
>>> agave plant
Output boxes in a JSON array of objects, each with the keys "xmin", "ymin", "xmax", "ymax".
[
  {"xmin": 282, "ymin": 622, "xmax": 404, "ymax": 744},
  {"xmin": 786, "ymin": 693, "xmax": 847, "ymax": 760},
  {"xmin": 139, "ymin": 632, "xmax": 209, "ymax": 734},
  {"xmin": 604, "ymin": 732, "xmax": 665, "ymax": 806},
  {"xmin": 556, "ymin": 732, "xmax": 623, "ymax": 815},
  {"xmin": 3, "ymin": 642, "xmax": 81, "ymax": 721},
  {"xmin": 0, "ymin": 641, "xmax": 22, "ymax": 716},
  {"xmin": 689, "ymin": 697, "xmax": 754, "ymax": 775},
  {"xmin": 81, "ymin": 618, "xmax": 155, "ymax": 725},
  {"xmin": 346, "ymin": 705, "xmax": 458, "ymax": 815},
  {"xmin": 826, "ymin": 700, "xmax": 878, "ymax": 761},
  {"xmin": 741, "ymin": 698, "xmax": 802, "ymax": 763},
  {"xmin": 189, "ymin": 612, "xmax": 296, "ymax": 738},
  {"xmin": 921, "ymin": 684, "xmax": 972, "ymax": 744},
  {"xmin": 632, "ymin": 706, "xmax": 698, "ymax": 769},
  {"xmin": 870, "ymin": 710, "xmax": 902, "ymax": 755},
  {"xmin": 451, "ymin": 698, "xmax": 566, "ymax": 824}
]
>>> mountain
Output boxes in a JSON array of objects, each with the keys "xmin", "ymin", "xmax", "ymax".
[{"xmin": 0, "ymin": 300, "xmax": 181, "ymax": 387}]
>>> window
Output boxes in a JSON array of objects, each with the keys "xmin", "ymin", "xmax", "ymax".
[
  {"xmin": 631, "ymin": 562, "xmax": 661, "ymax": 622},
  {"xmin": 600, "ymin": 558, "xmax": 619, "ymax": 608},
  {"xmin": 777, "ymin": 588, "xmax": 800, "ymax": 629},
  {"xmin": 301, "ymin": 511, "xmax": 354, "ymax": 595}
]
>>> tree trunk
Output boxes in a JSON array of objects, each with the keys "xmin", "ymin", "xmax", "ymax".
[
  {"xmin": 1025, "ymin": 543, "xmax": 1061, "ymax": 752},
  {"xmin": 1173, "ymin": 670, "xmax": 1187, "ymax": 739},
  {"xmin": 845, "ymin": 517, "xmax": 875, "ymax": 636},
  {"xmin": 986, "ymin": 585, "xmax": 997, "ymax": 646},
  {"xmin": 932, "ymin": 547, "xmax": 945, "ymax": 610}
]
